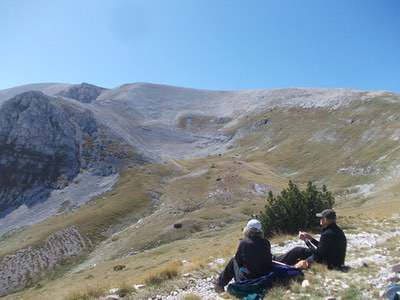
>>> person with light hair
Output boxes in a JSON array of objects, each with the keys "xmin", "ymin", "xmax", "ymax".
[{"xmin": 215, "ymin": 219, "xmax": 273, "ymax": 292}]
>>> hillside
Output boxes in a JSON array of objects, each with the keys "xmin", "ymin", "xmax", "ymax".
[{"xmin": 0, "ymin": 82, "xmax": 399, "ymax": 299}]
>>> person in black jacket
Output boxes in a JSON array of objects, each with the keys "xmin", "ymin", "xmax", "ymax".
[
  {"xmin": 215, "ymin": 219, "xmax": 273, "ymax": 292},
  {"xmin": 275, "ymin": 209, "xmax": 347, "ymax": 270}
]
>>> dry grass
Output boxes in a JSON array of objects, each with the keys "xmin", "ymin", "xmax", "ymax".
[
  {"xmin": 0, "ymin": 164, "xmax": 171, "ymax": 257},
  {"xmin": 181, "ymin": 294, "xmax": 202, "ymax": 300},
  {"xmin": 63, "ymin": 281, "xmax": 136, "ymax": 300},
  {"xmin": 4, "ymin": 99, "xmax": 400, "ymax": 299},
  {"xmin": 116, "ymin": 282, "xmax": 137, "ymax": 297},
  {"xmin": 144, "ymin": 262, "xmax": 180, "ymax": 286},
  {"xmin": 64, "ymin": 285, "xmax": 107, "ymax": 300}
]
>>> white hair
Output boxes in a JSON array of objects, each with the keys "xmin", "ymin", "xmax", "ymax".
[{"xmin": 243, "ymin": 226, "xmax": 264, "ymax": 238}]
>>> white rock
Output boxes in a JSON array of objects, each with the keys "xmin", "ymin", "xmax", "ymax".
[
  {"xmin": 254, "ymin": 183, "xmax": 268, "ymax": 195},
  {"xmin": 301, "ymin": 279, "xmax": 310, "ymax": 288},
  {"xmin": 214, "ymin": 258, "xmax": 225, "ymax": 265},
  {"xmin": 134, "ymin": 284, "xmax": 145, "ymax": 289},
  {"xmin": 105, "ymin": 295, "xmax": 121, "ymax": 300}
]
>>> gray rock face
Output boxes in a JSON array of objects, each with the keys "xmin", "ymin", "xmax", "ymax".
[
  {"xmin": 0, "ymin": 91, "xmax": 80, "ymax": 212},
  {"xmin": 0, "ymin": 91, "xmax": 134, "ymax": 214},
  {"xmin": 57, "ymin": 82, "xmax": 106, "ymax": 103},
  {"xmin": 0, "ymin": 226, "xmax": 87, "ymax": 296}
]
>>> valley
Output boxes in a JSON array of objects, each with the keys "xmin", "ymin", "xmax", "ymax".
[{"xmin": 0, "ymin": 82, "xmax": 399, "ymax": 299}]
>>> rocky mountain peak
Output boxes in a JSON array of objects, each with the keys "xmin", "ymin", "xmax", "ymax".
[{"xmin": 57, "ymin": 82, "xmax": 106, "ymax": 103}]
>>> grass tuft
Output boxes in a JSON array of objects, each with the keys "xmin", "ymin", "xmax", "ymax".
[
  {"xmin": 116, "ymin": 282, "xmax": 136, "ymax": 297},
  {"xmin": 64, "ymin": 286, "xmax": 106, "ymax": 300},
  {"xmin": 182, "ymin": 294, "xmax": 202, "ymax": 300},
  {"xmin": 144, "ymin": 265, "xmax": 179, "ymax": 286}
]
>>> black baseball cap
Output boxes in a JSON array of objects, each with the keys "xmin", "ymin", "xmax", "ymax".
[{"xmin": 316, "ymin": 209, "xmax": 336, "ymax": 220}]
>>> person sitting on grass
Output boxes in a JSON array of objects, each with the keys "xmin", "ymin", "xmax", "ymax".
[
  {"xmin": 275, "ymin": 209, "xmax": 347, "ymax": 270},
  {"xmin": 215, "ymin": 219, "xmax": 273, "ymax": 292}
]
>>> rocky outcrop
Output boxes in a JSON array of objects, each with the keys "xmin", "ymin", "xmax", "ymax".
[
  {"xmin": 0, "ymin": 226, "xmax": 88, "ymax": 296},
  {"xmin": 0, "ymin": 91, "xmax": 135, "ymax": 214},
  {"xmin": 57, "ymin": 82, "xmax": 106, "ymax": 103},
  {"xmin": 176, "ymin": 113, "xmax": 232, "ymax": 133},
  {"xmin": 0, "ymin": 91, "xmax": 80, "ymax": 212}
]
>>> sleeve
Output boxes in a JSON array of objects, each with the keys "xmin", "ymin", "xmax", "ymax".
[
  {"xmin": 306, "ymin": 254, "xmax": 315, "ymax": 263},
  {"xmin": 313, "ymin": 231, "xmax": 333, "ymax": 262},
  {"xmin": 265, "ymin": 240, "xmax": 273, "ymax": 266},
  {"xmin": 265, "ymin": 240, "xmax": 272, "ymax": 256},
  {"xmin": 234, "ymin": 240, "xmax": 247, "ymax": 267},
  {"xmin": 310, "ymin": 237, "xmax": 319, "ymax": 247}
]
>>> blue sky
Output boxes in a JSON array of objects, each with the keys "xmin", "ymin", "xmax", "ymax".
[{"xmin": 0, "ymin": 0, "xmax": 399, "ymax": 91}]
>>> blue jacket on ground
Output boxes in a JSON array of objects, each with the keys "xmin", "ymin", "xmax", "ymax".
[{"xmin": 227, "ymin": 262, "xmax": 303, "ymax": 300}]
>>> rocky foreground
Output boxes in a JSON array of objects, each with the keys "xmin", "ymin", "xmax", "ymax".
[{"xmin": 96, "ymin": 215, "xmax": 400, "ymax": 300}]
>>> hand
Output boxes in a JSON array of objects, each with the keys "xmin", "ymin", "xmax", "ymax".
[
  {"xmin": 294, "ymin": 260, "xmax": 309, "ymax": 270},
  {"xmin": 298, "ymin": 231, "xmax": 312, "ymax": 241}
]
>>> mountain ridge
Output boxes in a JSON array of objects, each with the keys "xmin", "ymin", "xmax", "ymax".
[{"xmin": 0, "ymin": 81, "xmax": 400, "ymax": 298}]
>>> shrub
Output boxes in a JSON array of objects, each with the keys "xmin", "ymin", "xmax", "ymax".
[
  {"xmin": 113, "ymin": 264, "xmax": 126, "ymax": 271},
  {"xmin": 258, "ymin": 181, "xmax": 334, "ymax": 236}
]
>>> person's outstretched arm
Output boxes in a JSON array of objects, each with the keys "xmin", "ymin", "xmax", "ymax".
[{"xmin": 299, "ymin": 231, "xmax": 319, "ymax": 246}]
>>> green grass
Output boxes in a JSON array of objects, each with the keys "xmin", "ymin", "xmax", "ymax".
[{"xmin": 339, "ymin": 285, "xmax": 363, "ymax": 300}]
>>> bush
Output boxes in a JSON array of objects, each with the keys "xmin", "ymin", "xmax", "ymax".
[
  {"xmin": 258, "ymin": 181, "xmax": 334, "ymax": 236},
  {"xmin": 113, "ymin": 264, "xmax": 126, "ymax": 271}
]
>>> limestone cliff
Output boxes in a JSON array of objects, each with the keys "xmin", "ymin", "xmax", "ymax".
[
  {"xmin": 0, "ymin": 226, "xmax": 88, "ymax": 296},
  {"xmin": 0, "ymin": 91, "xmax": 135, "ymax": 214}
]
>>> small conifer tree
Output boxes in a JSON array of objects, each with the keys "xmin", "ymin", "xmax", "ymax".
[{"xmin": 259, "ymin": 181, "xmax": 335, "ymax": 236}]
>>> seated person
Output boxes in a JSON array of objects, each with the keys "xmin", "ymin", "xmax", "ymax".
[
  {"xmin": 215, "ymin": 219, "xmax": 273, "ymax": 292},
  {"xmin": 275, "ymin": 209, "xmax": 347, "ymax": 270}
]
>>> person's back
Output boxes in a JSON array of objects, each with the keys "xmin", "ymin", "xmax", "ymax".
[
  {"xmin": 216, "ymin": 219, "xmax": 272, "ymax": 292},
  {"xmin": 235, "ymin": 236, "xmax": 273, "ymax": 278}
]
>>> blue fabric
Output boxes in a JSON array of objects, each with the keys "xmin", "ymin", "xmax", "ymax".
[
  {"xmin": 227, "ymin": 262, "xmax": 303, "ymax": 300},
  {"xmin": 386, "ymin": 284, "xmax": 400, "ymax": 300}
]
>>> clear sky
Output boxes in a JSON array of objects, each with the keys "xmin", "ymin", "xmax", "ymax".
[{"xmin": 0, "ymin": 0, "xmax": 399, "ymax": 91}]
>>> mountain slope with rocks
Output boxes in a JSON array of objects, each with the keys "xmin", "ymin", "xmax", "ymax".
[
  {"xmin": 0, "ymin": 82, "xmax": 399, "ymax": 299},
  {"xmin": 0, "ymin": 89, "xmax": 141, "ymax": 233}
]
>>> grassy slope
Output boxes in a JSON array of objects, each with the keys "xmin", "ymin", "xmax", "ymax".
[
  {"xmin": 0, "ymin": 164, "xmax": 172, "ymax": 257},
  {"xmin": 2, "ymin": 156, "xmax": 290, "ymax": 300},
  {"xmin": 227, "ymin": 96, "xmax": 400, "ymax": 206},
  {"xmin": 3, "ymin": 94, "xmax": 400, "ymax": 299}
]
